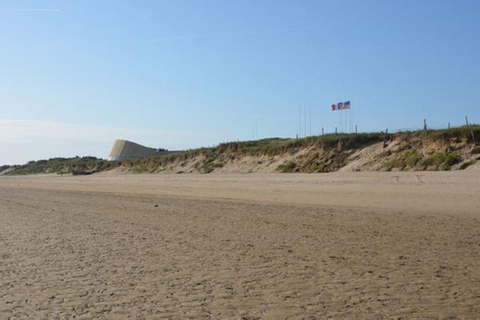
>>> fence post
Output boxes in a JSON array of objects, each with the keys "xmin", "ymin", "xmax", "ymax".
[{"xmin": 383, "ymin": 129, "xmax": 388, "ymax": 148}]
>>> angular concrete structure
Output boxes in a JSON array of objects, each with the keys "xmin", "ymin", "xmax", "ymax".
[{"xmin": 109, "ymin": 139, "xmax": 164, "ymax": 161}]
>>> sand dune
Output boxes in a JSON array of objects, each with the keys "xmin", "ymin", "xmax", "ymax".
[{"xmin": 1, "ymin": 172, "xmax": 480, "ymax": 319}]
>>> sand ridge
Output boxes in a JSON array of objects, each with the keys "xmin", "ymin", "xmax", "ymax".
[{"xmin": 1, "ymin": 172, "xmax": 480, "ymax": 319}]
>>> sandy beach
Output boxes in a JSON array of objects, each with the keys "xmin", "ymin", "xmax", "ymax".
[{"xmin": 1, "ymin": 171, "xmax": 480, "ymax": 319}]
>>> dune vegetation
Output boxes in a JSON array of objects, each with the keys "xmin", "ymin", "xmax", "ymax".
[{"xmin": 2, "ymin": 125, "xmax": 480, "ymax": 175}]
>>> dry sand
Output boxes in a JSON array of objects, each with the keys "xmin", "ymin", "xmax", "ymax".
[{"xmin": 1, "ymin": 171, "xmax": 480, "ymax": 319}]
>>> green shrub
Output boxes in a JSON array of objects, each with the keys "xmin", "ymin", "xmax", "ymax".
[
  {"xmin": 310, "ymin": 161, "xmax": 325, "ymax": 172},
  {"xmin": 203, "ymin": 166, "xmax": 215, "ymax": 174},
  {"xmin": 406, "ymin": 151, "xmax": 421, "ymax": 168},
  {"xmin": 201, "ymin": 161, "xmax": 224, "ymax": 174},
  {"xmin": 72, "ymin": 170, "xmax": 95, "ymax": 176},
  {"xmin": 444, "ymin": 153, "xmax": 460, "ymax": 166},
  {"xmin": 214, "ymin": 162, "xmax": 224, "ymax": 168},
  {"xmin": 421, "ymin": 152, "xmax": 460, "ymax": 169},
  {"xmin": 277, "ymin": 161, "xmax": 297, "ymax": 173},
  {"xmin": 382, "ymin": 161, "xmax": 394, "ymax": 171},
  {"xmin": 380, "ymin": 150, "xmax": 392, "ymax": 157},
  {"xmin": 459, "ymin": 161, "xmax": 474, "ymax": 170},
  {"xmin": 431, "ymin": 153, "xmax": 447, "ymax": 166}
]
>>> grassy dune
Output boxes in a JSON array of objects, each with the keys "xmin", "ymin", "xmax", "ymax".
[{"xmin": 3, "ymin": 125, "xmax": 480, "ymax": 175}]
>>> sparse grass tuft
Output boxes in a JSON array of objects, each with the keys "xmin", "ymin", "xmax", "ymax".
[
  {"xmin": 421, "ymin": 152, "xmax": 460, "ymax": 170},
  {"xmin": 202, "ymin": 162, "xmax": 224, "ymax": 174},
  {"xmin": 459, "ymin": 161, "xmax": 475, "ymax": 170},
  {"xmin": 276, "ymin": 161, "xmax": 297, "ymax": 173}
]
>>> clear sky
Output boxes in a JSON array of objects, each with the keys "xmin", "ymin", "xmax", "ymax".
[{"xmin": 1, "ymin": 0, "xmax": 479, "ymax": 165}]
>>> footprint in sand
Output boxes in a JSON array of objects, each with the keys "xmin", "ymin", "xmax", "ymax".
[{"xmin": 415, "ymin": 175, "xmax": 425, "ymax": 184}]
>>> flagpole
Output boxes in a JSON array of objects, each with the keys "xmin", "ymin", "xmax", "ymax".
[
  {"xmin": 298, "ymin": 105, "xmax": 301, "ymax": 138},
  {"xmin": 337, "ymin": 104, "xmax": 342, "ymax": 133},
  {"xmin": 304, "ymin": 105, "xmax": 307, "ymax": 137},
  {"xmin": 309, "ymin": 105, "xmax": 312, "ymax": 136},
  {"xmin": 345, "ymin": 97, "xmax": 349, "ymax": 133},
  {"xmin": 350, "ymin": 99, "xmax": 353, "ymax": 134}
]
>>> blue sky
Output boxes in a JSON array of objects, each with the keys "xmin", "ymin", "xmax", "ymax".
[{"xmin": 1, "ymin": 0, "xmax": 479, "ymax": 165}]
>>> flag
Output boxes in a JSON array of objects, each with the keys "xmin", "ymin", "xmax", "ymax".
[
  {"xmin": 341, "ymin": 101, "xmax": 351, "ymax": 109},
  {"xmin": 331, "ymin": 104, "xmax": 336, "ymax": 111},
  {"xmin": 337, "ymin": 102, "xmax": 343, "ymax": 110}
]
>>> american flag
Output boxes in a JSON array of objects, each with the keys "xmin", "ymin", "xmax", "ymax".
[{"xmin": 341, "ymin": 101, "xmax": 351, "ymax": 109}]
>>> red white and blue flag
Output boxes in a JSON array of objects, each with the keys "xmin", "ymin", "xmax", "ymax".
[
  {"xmin": 331, "ymin": 101, "xmax": 351, "ymax": 111},
  {"xmin": 341, "ymin": 101, "xmax": 351, "ymax": 109}
]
